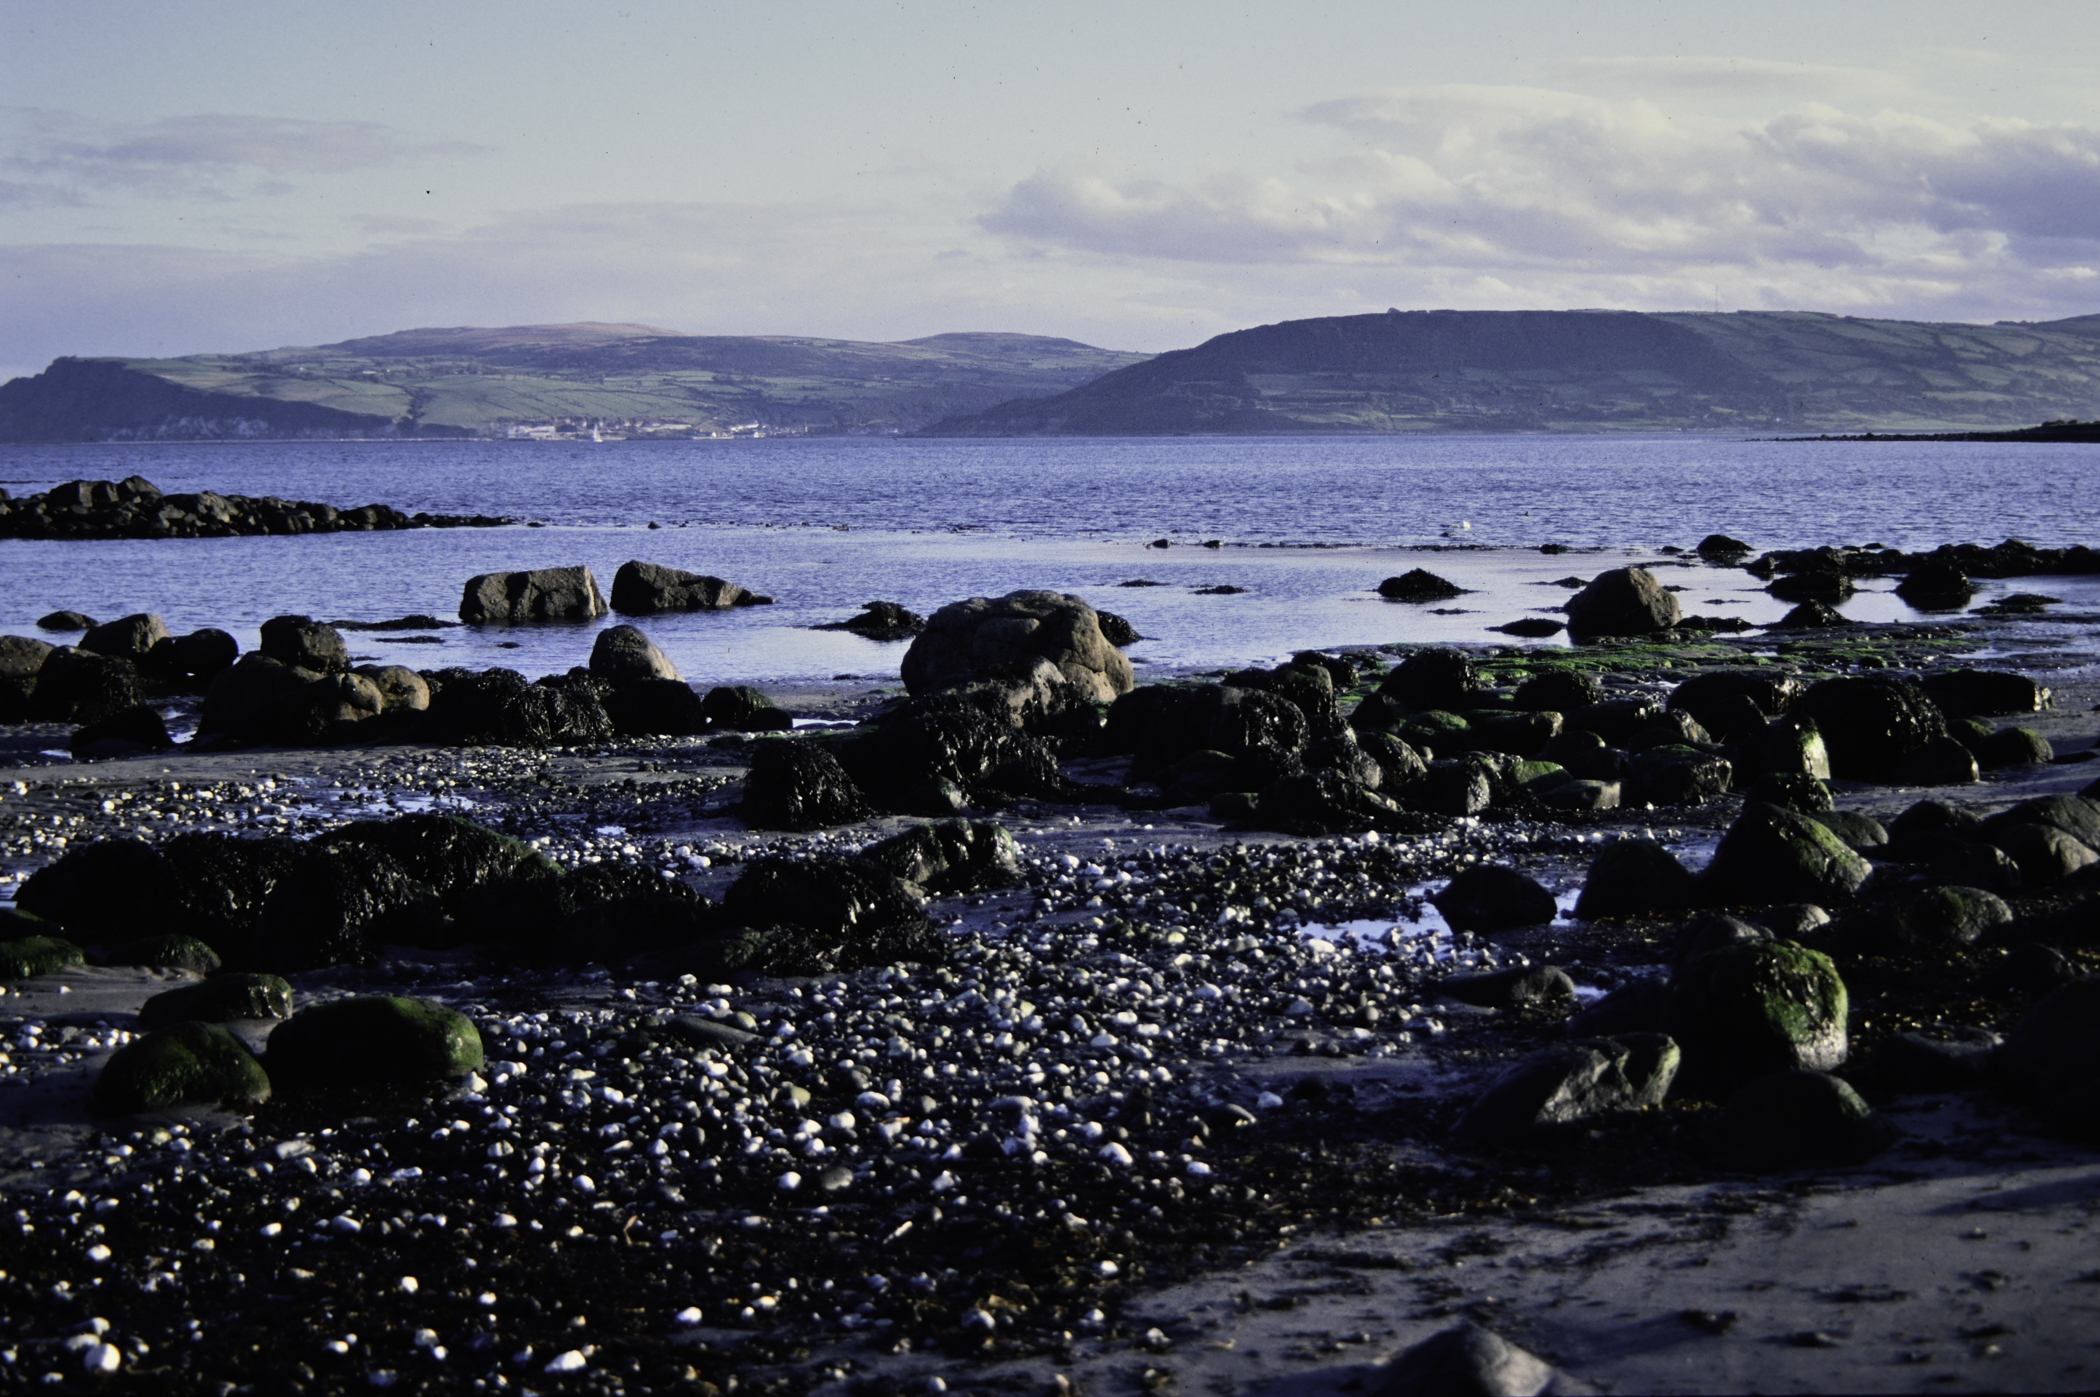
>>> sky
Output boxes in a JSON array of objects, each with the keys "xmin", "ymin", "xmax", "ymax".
[{"xmin": 3, "ymin": 0, "xmax": 2099, "ymax": 379}]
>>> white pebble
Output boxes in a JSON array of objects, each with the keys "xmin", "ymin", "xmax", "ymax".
[
  {"xmin": 83, "ymin": 1342, "xmax": 120, "ymax": 1373},
  {"xmin": 1098, "ymin": 1142, "xmax": 1134, "ymax": 1167},
  {"xmin": 777, "ymin": 1171, "xmax": 802, "ymax": 1191},
  {"xmin": 398, "ymin": 1277, "xmax": 418, "ymax": 1294},
  {"xmin": 544, "ymin": 1349, "xmax": 588, "ymax": 1374},
  {"xmin": 674, "ymin": 1307, "xmax": 703, "ymax": 1325}
]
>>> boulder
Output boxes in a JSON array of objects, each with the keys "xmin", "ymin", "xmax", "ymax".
[
  {"xmin": 1977, "ymin": 727, "xmax": 2053, "ymax": 769},
  {"xmin": 604, "ymin": 678, "xmax": 709, "ymax": 736},
  {"xmin": 1668, "ymin": 668, "xmax": 1802, "ymax": 733},
  {"xmin": 1707, "ymin": 1070, "xmax": 1893, "ymax": 1169},
  {"xmin": 92, "ymin": 1021, "xmax": 271, "ymax": 1114},
  {"xmin": 1377, "ymin": 568, "xmax": 1466, "ymax": 602},
  {"xmin": 1751, "ymin": 714, "xmax": 1832, "ymax": 781},
  {"xmin": 589, "ymin": 623, "xmax": 679, "ymax": 683},
  {"xmin": 138, "ymin": 973, "xmax": 294, "ymax": 1029},
  {"xmin": 459, "ymin": 565, "xmax": 609, "ymax": 623},
  {"xmin": 14, "ymin": 837, "xmax": 174, "ymax": 945},
  {"xmin": 1358, "ymin": 731, "xmax": 1428, "ymax": 789},
  {"xmin": 1574, "ymin": 838, "xmax": 1698, "ymax": 920},
  {"xmin": 1995, "ymin": 980, "xmax": 2100, "ymax": 1136},
  {"xmin": 448, "ymin": 859, "xmax": 713, "ymax": 963},
  {"xmin": 171, "ymin": 628, "xmax": 239, "ymax": 678},
  {"xmin": 1772, "ymin": 601, "xmax": 1850, "ymax": 629},
  {"xmin": 1398, "ymin": 710, "xmax": 1472, "ymax": 758},
  {"xmin": 326, "ymin": 813, "xmax": 559, "ymax": 913},
  {"xmin": 1983, "ymin": 794, "xmax": 2100, "ymax": 850},
  {"xmin": 266, "ymin": 995, "xmax": 484, "ymax": 1090},
  {"xmin": 1895, "ymin": 558, "xmax": 1974, "ymax": 609},
  {"xmin": 743, "ymin": 740, "xmax": 872, "ymax": 831},
  {"xmin": 1793, "ymin": 675, "xmax": 1948, "ymax": 781},
  {"xmin": 839, "ymin": 695, "xmax": 1062, "ymax": 813},
  {"xmin": 1255, "ymin": 770, "xmax": 1404, "ymax": 833},
  {"xmin": 1456, "ymin": 1034, "xmax": 1679, "ymax": 1144},
  {"xmin": 1751, "ymin": 904, "xmax": 1831, "ymax": 939},
  {"xmin": 1379, "ymin": 648, "xmax": 1481, "ymax": 712},
  {"xmin": 1881, "ymin": 1026, "xmax": 2001, "ymax": 1091},
  {"xmin": 0, "ymin": 934, "xmax": 85, "ymax": 979},
  {"xmin": 1375, "ymin": 1324, "xmax": 1565, "ymax": 1397},
  {"xmin": 36, "ymin": 610, "xmax": 95, "ymax": 631},
  {"xmin": 198, "ymin": 654, "xmax": 384, "ymax": 745},
  {"xmin": 1810, "ymin": 809, "xmax": 1887, "ymax": 851},
  {"xmin": 1439, "ymin": 964, "xmax": 1576, "ymax": 1011},
  {"xmin": 1894, "ymin": 735, "xmax": 1981, "ymax": 785},
  {"xmin": 900, "ymin": 590, "xmax": 1134, "ymax": 722},
  {"xmin": 69, "ymin": 704, "xmax": 174, "ymax": 761},
  {"xmin": 1564, "ymin": 696, "xmax": 1658, "ymax": 744},
  {"xmin": 1629, "ymin": 745, "xmax": 1732, "ymax": 807},
  {"xmin": 1567, "ymin": 979, "xmax": 1670, "ymax": 1037},
  {"xmin": 0, "ymin": 634, "xmax": 55, "ymax": 678},
  {"xmin": 1627, "ymin": 711, "xmax": 1712, "ymax": 751},
  {"xmin": 250, "ymin": 844, "xmax": 441, "ymax": 971},
  {"xmin": 258, "ymin": 615, "xmax": 349, "ymax": 674},
  {"xmin": 719, "ymin": 856, "xmax": 942, "ymax": 970},
  {"xmin": 1695, "ymin": 533, "xmax": 1752, "ymax": 560},
  {"xmin": 1540, "ymin": 778, "xmax": 1620, "ymax": 811},
  {"xmin": 30, "ymin": 647, "xmax": 141, "ymax": 724},
  {"xmin": 1981, "ymin": 822, "xmax": 2097, "ymax": 884},
  {"xmin": 1513, "ymin": 668, "xmax": 1602, "ymax": 713},
  {"xmin": 106, "ymin": 934, "xmax": 221, "ymax": 974},
  {"xmin": 1671, "ymin": 913, "xmax": 1773, "ymax": 966},
  {"xmin": 813, "ymin": 600, "xmax": 926, "ymax": 640},
  {"xmin": 1421, "ymin": 757, "xmax": 1493, "ymax": 817},
  {"xmin": 1768, "ymin": 572, "xmax": 1854, "ymax": 604},
  {"xmin": 1703, "ymin": 803, "xmax": 1871, "ymax": 907},
  {"xmin": 1208, "ymin": 687, "xmax": 1311, "ymax": 772},
  {"xmin": 1666, "ymin": 941, "xmax": 1849, "ymax": 1091},
  {"xmin": 1432, "ymin": 865, "xmax": 1558, "ymax": 932},
  {"xmin": 418, "ymin": 667, "xmax": 614, "ymax": 747},
  {"xmin": 701, "ymin": 685, "xmax": 792, "ymax": 732},
  {"xmin": 857, "ymin": 820, "xmax": 1022, "ymax": 894},
  {"xmin": 609, "ymin": 560, "xmax": 765, "ymax": 614},
  {"xmin": 1836, "ymin": 885, "xmax": 2012, "ymax": 955},
  {"xmin": 1741, "ymin": 772, "xmax": 1832, "ymax": 815},
  {"xmin": 1464, "ymin": 709, "xmax": 1561, "ymax": 756},
  {"xmin": 1924, "ymin": 668, "xmax": 2049, "ymax": 718},
  {"xmin": 1565, "ymin": 567, "xmax": 1680, "ymax": 642},
  {"xmin": 352, "ymin": 664, "xmax": 431, "ymax": 712},
  {"xmin": 79, "ymin": 612, "xmax": 170, "ymax": 662}
]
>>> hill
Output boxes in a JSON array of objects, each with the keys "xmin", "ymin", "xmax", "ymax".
[
  {"xmin": 922, "ymin": 309, "xmax": 2100, "ymax": 436},
  {"xmin": 0, "ymin": 325, "xmax": 1149, "ymax": 442}
]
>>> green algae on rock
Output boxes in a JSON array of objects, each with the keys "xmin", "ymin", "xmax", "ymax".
[
  {"xmin": 0, "ymin": 933, "xmax": 85, "ymax": 979},
  {"xmin": 265, "ymin": 995, "xmax": 483, "ymax": 1090},
  {"xmin": 1666, "ymin": 941, "xmax": 1849, "ymax": 1092},
  {"xmin": 93, "ymin": 1020, "xmax": 272, "ymax": 1114}
]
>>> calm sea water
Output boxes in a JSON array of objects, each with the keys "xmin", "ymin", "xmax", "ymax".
[{"xmin": 3, "ymin": 435, "xmax": 2096, "ymax": 684}]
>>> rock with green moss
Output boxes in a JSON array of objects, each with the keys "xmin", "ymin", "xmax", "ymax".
[
  {"xmin": 138, "ymin": 973, "xmax": 294, "ymax": 1030},
  {"xmin": 1462, "ymin": 709, "xmax": 1560, "ymax": 756},
  {"xmin": 93, "ymin": 1020, "xmax": 271, "ymax": 1114},
  {"xmin": 1629, "ymin": 744, "xmax": 1732, "ymax": 806},
  {"xmin": 1978, "ymin": 727, "xmax": 2054, "ymax": 769},
  {"xmin": 1456, "ymin": 1034, "xmax": 1680, "ymax": 1144},
  {"xmin": 1666, "ymin": 941, "xmax": 1849, "ymax": 1091},
  {"xmin": 1835, "ymin": 884, "xmax": 2011, "ymax": 955},
  {"xmin": 1744, "ymin": 772, "xmax": 1833, "ymax": 814},
  {"xmin": 1703, "ymin": 802, "xmax": 1871, "ymax": 907},
  {"xmin": 1397, "ymin": 710, "xmax": 1471, "ymax": 756},
  {"xmin": 1507, "ymin": 759, "xmax": 1572, "ymax": 794},
  {"xmin": 107, "ymin": 934, "xmax": 223, "ymax": 974},
  {"xmin": 265, "ymin": 995, "xmax": 483, "ymax": 1090},
  {"xmin": 0, "ymin": 934, "xmax": 85, "ymax": 979},
  {"xmin": 1811, "ymin": 810, "xmax": 1887, "ymax": 851},
  {"xmin": 1707, "ymin": 1070, "xmax": 1892, "ymax": 1169},
  {"xmin": 1754, "ymin": 714, "xmax": 1832, "ymax": 780}
]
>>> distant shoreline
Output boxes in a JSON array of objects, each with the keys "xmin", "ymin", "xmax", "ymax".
[{"xmin": 1782, "ymin": 419, "xmax": 2100, "ymax": 443}]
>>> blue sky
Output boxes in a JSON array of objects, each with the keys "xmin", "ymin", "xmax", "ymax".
[{"xmin": 3, "ymin": 0, "xmax": 2098, "ymax": 377}]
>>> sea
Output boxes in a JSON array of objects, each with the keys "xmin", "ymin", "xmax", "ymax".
[{"xmin": 3, "ymin": 434, "xmax": 2098, "ymax": 686}]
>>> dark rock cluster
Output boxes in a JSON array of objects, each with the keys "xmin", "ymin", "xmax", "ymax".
[{"xmin": 0, "ymin": 475, "xmax": 509, "ymax": 539}]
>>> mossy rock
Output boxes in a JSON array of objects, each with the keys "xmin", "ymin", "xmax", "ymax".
[
  {"xmin": 1666, "ymin": 941, "xmax": 1848, "ymax": 1092},
  {"xmin": 0, "ymin": 934, "xmax": 86, "ymax": 979},
  {"xmin": 1707, "ymin": 1069, "xmax": 1892, "ymax": 1170},
  {"xmin": 1703, "ymin": 802, "xmax": 1871, "ymax": 907},
  {"xmin": 138, "ymin": 973, "xmax": 294, "ymax": 1029},
  {"xmin": 107, "ymin": 934, "xmax": 224, "ymax": 975},
  {"xmin": 265, "ymin": 995, "xmax": 483, "ymax": 1090},
  {"xmin": 1397, "ymin": 710, "xmax": 1471, "ymax": 752},
  {"xmin": 93, "ymin": 1020, "xmax": 271, "ymax": 1114},
  {"xmin": 1508, "ymin": 759, "xmax": 1572, "ymax": 793}
]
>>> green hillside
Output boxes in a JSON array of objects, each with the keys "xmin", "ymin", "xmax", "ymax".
[
  {"xmin": 0, "ymin": 324, "xmax": 1150, "ymax": 441},
  {"xmin": 925, "ymin": 309, "xmax": 2100, "ymax": 436}
]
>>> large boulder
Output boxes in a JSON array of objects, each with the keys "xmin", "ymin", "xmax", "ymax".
[
  {"xmin": 1702, "ymin": 802, "xmax": 1871, "ymax": 907},
  {"xmin": 1379, "ymin": 648, "xmax": 1480, "ymax": 712},
  {"xmin": 609, "ymin": 560, "xmax": 767, "ymax": 614},
  {"xmin": 1574, "ymin": 838, "xmax": 1697, "ymax": 920},
  {"xmin": 1923, "ymin": 668, "xmax": 2048, "ymax": 718},
  {"xmin": 30, "ymin": 647, "xmax": 141, "ymax": 724},
  {"xmin": 1981, "ymin": 794, "xmax": 2100, "ymax": 850},
  {"xmin": 138, "ymin": 973, "xmax": 294, "ymax": 1029},
  {"xmin": 250, "ymin": 843, "xmax": 441, "ymax": 971},
  {"xmin": 1512, "ymin": 668, "xmax": 1601, "ymax": 714},
  {"xmin": 1707, "ymin": 1070, "xmax": 1893, "ymax": 1169},
  {"xmin": 1668, "ymin": 668, "xmax": 1803, "ymax": 734},
  {"xmin": 15, "ymin": 838, "xmax": 175, "ymax": 945},
  {"xmin": 1565, "ymin": 567, "xmax": 1680, "ymax": 641},
  {"xmin": 1995, "ymin": 980, "xmax": 2100, "ymax": 1136},
  {"xmin": 701, "ymin": 685, "xmax": 793, "ymax": 732},
  {"xmin": 857, "ymin": 820, "xmax": 1022, "ymax": 894},
  {"xmin": 839, "ymin": 694, "xmax": 1062, "ymax": 813},
  {"xmin": 1665, "ymin": 941, "xmax": 1849, "ymax": 1091},
  {"xmin": 258, "ymin": 615, "xmax": 349, "ymax": 674},
  {"xmin": 459, "ymin": 565, "xmax": 609, "ymax": 623},
  {"xmin": 69, "ymin": 704, "xmax": 174, "ymax": 761},
  {"xmin": 1455, "ymin": 1034, "xmax": 1680, "ymax": 1144},
  {"xmin": 1628, "ymin": 745, "xmax": 1732, "ymax": 806},
  {"xmin": 198, "ymin": 653, "xmax": 384, "ymax": 745},
  {"xmin": 719, "ymin": 856, "xmax": 941, "ymax": 970},
  {"xmin": 353, "ymin": 664, "xmax": 431, "ymax": 712},
  {"xmin": 1894, "ymin": 557, "xmax": 1974, "ymax": 609},
  {"xmin": 1432, "ymin": 865, "xmax": 1558, "ymax": 932},
  {"xmin": 901, "ymin": 590, "xmax": 1133, "ymax": 724},
  {"xmin": 1792, "ymin": 675, "xmax": 1948, "ymax": 781},
  {"xmin": 589, "ymin": 624, "xmax": 679, "ymax": 683},
  {"xmin": 325, "ymin": 813, "xmax": 559, "ymax": 914},
  {"xmin": 171, "ymin": 628, "xmax": 240, "ymax": 679},
  {"xmin": 79, "ymin": 613, "xmax": 170, "ymax": 662},
  {"xmin": 0, "ymin": 634, "xmax": 55, "ymax": 678},
  {"xmin": 93, "ymin": 1021, "xmax": 271, "ymax": 1114},
  {"xmin": 266, "ymin": 995, "xmax": 484, "ymax": 1090},
  {"xmin": 604, "ymin": 678, "xmax": 709, "ymax": 736},
  {"xmin": 1834, "ymin": 885, "xmax": 2012, "ymax": 955},
  {"xmin": 418, "ymin": 667, "xmax": 614, "ymax": 747},
  {"xmin": 743, "ymin": 741, "xmax": 872, "ymax": 831}
]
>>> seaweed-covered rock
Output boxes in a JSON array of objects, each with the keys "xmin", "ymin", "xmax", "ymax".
[
  {"xmin": 1565, "ymin": 696, "xmax": 1659, "ymax": 744},
  {"xmin": 418, "ymin": 667, "xmax": 614, "ymax": 747},
  {"xmin": 1707, "ymin": 1070, "xmax": 1892, "ymax": 1169},
  {"xmin": 15, "ymin": 837, "xmax": 173, "ymax": 944},
  {"xmin": 840, "ymin": 695, "xmax": 1062, "ymax": 812},
  {"xmin": 814, "ymin": 600, "xmax": 926, "ymax": 639},
  {"xmin": 1512, "ymin": 668, "xmax": 1602, "ymax": 714},
  {"xmin": 30, "ymin": 646, "xmax": 142, "ymax": 724},
  {"xmin": 1772, "ymin": 600, "xmax": 1850, "ymax": 629},
  {"xmin": 106, "ymin": 934, "xmax": 222, "ymax": 974},
  {"xmin": 1793, "ymin": 675, "xmax": 1948, "ymax": 781},
  {"xmin": 266, "ymin": 995, "xmax": 484, "ymax": 1090},
  {"xmin": 1668, "ymin": 668, "xmax": 1803, "ymax": 734},
  {"xmin": 138, "ymin": 973, "xmax": 294, "ymax": 1029},
  {"xmin": 719, "ymin": 857, "xmax": 941, "ymax": 970},
  {"xmin": 69, "ymin": 704, "xmax": 174, "ymax": 761},
  {"xmin": 1666, "ymin": 941, "xmax": 1849, "ymax": 1091},
  {"xmin": 1432, "ymin": 865, "xmax": 1558, "ymax": 932},
  {"xmin": 701, "ymin": 685, "xmax": 792, "ymax": 732},
  {"xmin": 93, "ymin": 1021, "xmax": 271, "ymax": 1114},
  {"xmin": 0, "ymin": 934, "xmax": 85, "ymax": 979},
  {"xmin": 1358, "ymin": 731, "xmax": 1428, "ymax": 789},
  {"xmin": 1376, "ymin": 569, "xmax": 1466, "ymax": 602},
  {"xmin": 1629, "ymin": 745, "xmax": 1732, "ymax": 806},
  {"xmin": 1463, "ymin": 709, "xmax": 1561, "ymax": 757},
  {"xmin": 448, "ymin": 860, "xmax": 713, "ymax": 962},
  {"xmin": 251, "ymin": 844, "xmax": 442, "ymax": 970},
  {"xmin": 1565, "ymin": 567, "xmax": 1680, "ymax": 641},
  {"xmin": 258, "ymin": 615, "xmax": 349, "ymax": 674},
  {"xmin": 1741, "ymin": 772, "xmax": 1832, "ymax": 814},
  {"xmin": 857, "ymin": 820, "xmax": 1022, "ymax": 894},
  {"xmin": 1894, "ymin": 558, "xmax": 1974, "ymax": 609},
  {"xmin": 604, "ymin": 678, "xmax": 709, "ymax": 736},
  {"xmin": 325, "ymin": 814, "xmax": 558, "ymax": 913},
  {"xmin": 1750, "ymin": 713, "xmax": 1832, "ymax": 781},
  {"xmin": 1456, "ymin": 1034, "xmax": 1679, "ymax": 1144},
  {"xmin": 1574, "ymin": 838, "xmax": 1698, "ymax": 920},
  {"xmin": 1811, "ymin": 809, "xmax": 1887, "ymax": 851},
  {"xmin": 1255, "ymin": 769, "xmax": 1404, "ymax": 834},
  {"xmin": 609, "ymin": 560, "xmax": 765, "ymax": 614},
  {"xmin": 743, "ymin": 740, "xmax": 872, "ymax": 831},
  {"xmin": 1378, "ymin": 648, "xmax": 1480, "ymax": 713},
  {"xmin": 1923, "ymin": 668, "xmax": 2048, "ymax": 718},
  {"xmin": 459, "ymin": 565, "xmax": 609, "ymax": 623},
  {"xmin": 589, "ymin": 624, "xmax": 679, "ymax": 683},
  {"xmin": 1703, "ymin": 803, "xmax": 1871, "ymax": 907}
]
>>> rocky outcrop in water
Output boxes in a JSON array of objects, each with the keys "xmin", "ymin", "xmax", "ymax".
[{"xmin": 0, "ymin": 475, "xmax": 510, "ymax": 538}]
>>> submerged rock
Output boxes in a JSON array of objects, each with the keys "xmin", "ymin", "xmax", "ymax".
[{"xmin": 814, "ymin": 600, "xmax": 927, "ymax": 640}]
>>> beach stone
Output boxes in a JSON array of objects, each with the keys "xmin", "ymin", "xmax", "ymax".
[
  {"xmin": 1376, "ymin": 1323, "xmax": 1563, "ymax": 1397},
  {"xmin": 1672, "ymin": 913, "xmax": 1773, "ymax": 966},
  {"xmin": 80, "ymin": 612, "xmax": 169, "ymax": 662},
  {"xmin": 1895, "ymin": 735, "xmax": 1980, "ymax": 785},
  {"xmin": 1773, "ymin": 600, "xmax": 1850, "ymax": 628},
  {"xmin": 1981, "ymin": 823, "xmax": 2097, "ymax": 884},
  {"xmin": 0, "ymin": 934, "xmax": 85, "ymax": 979},
  {"xmin": 30, "ymin": 646, "xmax": 142, "ymax": 725},
  {"xmin": 1575, "ymin": 838, "xmax": 1698, "ymax": 920},
  {"xmin": 1377, "ymin": 568, "xmax": 1466, "ymax": 601},
  {"xmin": 1379, "ymin": 648, "xmax": 1481, "ymax": 712},
  {"xmin": 1669, "ymin": 670, "xmax": 1803, "ymax": 734},
  {"xmin": 1811, "ymin": 809, "xmax": 1888, "ymax": 850},
  {"xmin": 1540, "ymin": 778, "xmax": 1620, "ymax": 811},
  {"xmin": 701, "ymin": 684, "xmax": 792, "ymax": 732},
  {"xmin": 1348, "ymin": 691, "xmax": 1408, "ymax": 734},
  {"xmin": 1565, "ymin": 566, "xmax": 1680, "ymax": 641},
  {"xmin": 171, "ymin": 628, "xmax": 239, "ymax": 678},
  {"xmin": 36, "ymin": 610, "xmax": 94, "ymax": 631},
  {"xmin": 93, "ymin": 1021, "xmax": 271, "ymax": 1114},
  {"xmin": 609, "ymin": 560, "xmax": 763, "ymax": 614},
  {"xmin": 1513, "ymin": 668, "xmax": 1602, "ymax": 713},
  {"xmin": 1978, "ymin": 727, "xmax": 2053, "ymax": 768},
  {"xmin": 1890, "ymin": 798, "xmax": 1980, "ymax": 839},
  {"xmin": 1422, "ymin": 757, "xmax": 1493, "ymax": 816},
  {"xmin": 1840, "ymin": 885, "xmax": 2012, "ymax": 955},
  {"xmin": 1256, "ymin": 770, "xmax": 1404, "ymax": 834},
  {"xmin": 857, "ymin": 820, "xmax": 1022, "ymax": 894},
  {"xmin": 604, "ymin": 678, "xmax": 708, "ymax": 736},
  {"xmin": 1883, "ymin": 1025, "xmax": 2001, "ymax": 1090},
  {"xmin": 418, "ymin": 667, "xmax": 614, "ymax": 746},
  {"xmin": 1440, "ymin": 964, "xmax": 1576, "ymax": 1010},
  {"xmin": 1465, "ymin": 709, "xmax": 1561, "ymax": 756},
  {"xmin": 1358, "ymin": 731, "xmax": 1428, "ymax": 788},
  {"xmin": 352, "ymin": 664, "xmax": 430, "ymax": 712},
  {"xmin": 1433, "ymin": 865, "xmax": 1557, "ymax": 932},
  {"xmin": 1627, "ymin": 711, "xmax": 1712, "ymax": 751},
  {"xmin": 1399, "ymin": 710, "xmax": 1472, "ymax": 758},
  {"xmin": 459, "ymin": 565, "xmax": 609, "ymax": 623},
  {"xmin": 1983, "ymin": 794, "xmax": 2100, "ymax": 849},
  {"xmin": 0, "ymin": 634, "xmax": 55, "ymax": 678},
  {"xmin": 106, "ymin": 934, "xmax": 222, "ymax": 974},
  {"xmin": 69, "ymin": 704, "xmax": 174, "ymax": 761},
  {"xmin": 1697, "ymin": 533, "xmax": 1752, "ymax": 559},
  {"xmin": 1456, "ymin": 1034, "xmax": 1679, "ymax": 1144},
  {"xmin": 589, "ymin": 623, "xmax": 680, "ymax": 683},
  {"xmin": 138, "ymin": 973, "xmax": 294, "ymax": 1029},
  {"xmin": 1565, "ymin": 696, "xmax": 1659, "ymax": 744},
  {"xmin": 1629, "ymin": 745, "xmax": 1732, "ymax": 806},
  {"xmin": 1567, "ymin": 979, "xmax": 1670, "ymax": 1037},
  {"xmin": 743, "ymin": 741, "xmax": 871, "ymax": 831},
  {"xmin": 1794, "ymin": 675, "xmax": 1948, "ymax": 781},
  {"xmin": 816, "ymin": 600, "xmax": 926, "ymax": 640},
  {"xmin": 1703, "ymin": 803, "xmax": 1871, "ymax": 907},
  {"xmin": 1708, "ymin": 1070, "xmax": 1892, "ymax": 1169},
  {"xmin": 258, "ymin": 615, "xmax": 349, "ymax": 674},
  {"xmin": 1666, "ymin": 941, "xmax": 1849, "ymax": 1090},
  {"xmin": 901, "ymin": 590, "xmax": 1134, "ymax": 718},
  {"xmin": 1895, "ymin": 557, "xmax": 1975, "ymax": 609},
  {"xmin": 266, "ymin": 995, "xmax": 483, "ymax": 1090},
  {"xmin": 1923, "ymin": 668, "xmax": 2048, "ymax": 718},
  {"xmin": 1742, "ymin": 772, "xmax": 1832, "ymax": 814},
  {"xmin": 1995, "ymin": 980, "xmax": 2100, "ymax": 1136},
  {"xmin": 327, "ymin": 813, "xmax": 558, "ymax": 913}
]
